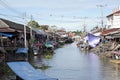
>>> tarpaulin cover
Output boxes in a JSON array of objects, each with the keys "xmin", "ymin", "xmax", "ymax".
[
  {"xmin": 7, "ymin": 61, "xmax": 58, "ymax": 80},
  {"xmin": 0, "ymin": 32, "xmax": 13, "ymax": 37},
  {"xmin": 16, "ymin": 48, "xmax": 28, "ymax": 54},
  {"xmin": 87, "ymin": 33, "xmax": 100, "ymax": 48},
  {"xmin": 45, "ymin": 43, "xmax": 54, "ymax": 48}
]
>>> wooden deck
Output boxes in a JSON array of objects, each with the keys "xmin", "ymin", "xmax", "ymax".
[{"xmin": 110, "ymin": 60, "xmax": 120, "ymax": 64}]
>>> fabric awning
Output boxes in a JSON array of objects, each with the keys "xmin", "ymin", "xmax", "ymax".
[{"xmin": 0, "ymin": 32, "xmax": 13, "ymax": 37}]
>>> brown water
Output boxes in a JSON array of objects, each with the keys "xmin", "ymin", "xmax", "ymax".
[{"xmin": 33, "ymin": 42, "xmax": 120, "ymax": 80}]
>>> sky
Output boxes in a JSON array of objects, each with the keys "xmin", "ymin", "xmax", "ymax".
[{"xmin": 0, "ymin": 0, "xmax": 120, "ymax": 31}]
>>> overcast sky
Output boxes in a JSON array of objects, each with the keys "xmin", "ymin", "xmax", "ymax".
[{"xmin": 0, "ymin": 0, "xmax": 120, "ymax": 31}]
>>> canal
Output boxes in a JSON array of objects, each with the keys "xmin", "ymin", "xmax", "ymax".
[{"xmin": 33, "ymin": 42, "xmax": 120, "ymax": 80}]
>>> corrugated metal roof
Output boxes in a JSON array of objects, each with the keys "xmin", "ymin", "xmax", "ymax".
[
  {"xmin": 107, "ymin": 10, "xmax": 120, "ymax": 17},
  {"xmin": 0, "ymin": 28, "xmax": 15, "ymax": 32},
  {"xmin": 101, "ymin": 28, "xmax": 120, "ymax": 35},
  {"xmin": 0, "ymin": 19, "xmax": 9, "ymax": 28},
  {"xmin": 0, "ymin": 18, "xmax": 31, "ymax": 33},
  {"xmin": 32, "ymin": 28, "xmax": 49, "ymax": 36}
]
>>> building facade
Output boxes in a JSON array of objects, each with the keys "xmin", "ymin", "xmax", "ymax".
[{"xmin": 107, "ymin": 7, "xmax": 120, "ymax": 28}]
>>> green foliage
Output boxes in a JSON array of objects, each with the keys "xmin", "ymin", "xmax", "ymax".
[
  {"xmin": 2, "ymin": 63, "xmax": 14, "ymax": 75},
  {"xmin": 32, "ymin": 63, "xmax": 51, "ymax": 70},
  {"xmin": 44, "ymin": 54, "xmax": 52, "ymax": 59},
  {"xmin": 73, "ymin": 30, "xmax": 82, "ymax": 35},
  {"xmin": 39, "ymin": 25, "xmax": 49, "ymax": 31},
  {"xmin": 28, "ymin": 20, "xmax": 40, "ymax": 28},
  {"xmin": 40, "ymin": 64, "xmax": 51, "ymax": 70},
  {"xmin": 43, "ymin": 50, "xmax": 53, "ymax": 59},
  {"xmin": 51, "ymin": 25, "xmax": 57, "ymax": 31}
]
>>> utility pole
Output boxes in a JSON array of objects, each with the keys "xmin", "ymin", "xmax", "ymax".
[
  {"xmin": 82, "ymin": 17, "xmax": 87, "ymax": 33},
  {"xmin": 23, "ymin": 13, "xmax": 27, "ymax": 48},
  {"xmin": 80, "ymin": 17, "xmax": 88, "ymax": 37},
  {"xmin": 97, "ymin": 4, "xmax": 107, "ymax": 28},
  {"xmin": 30, "ymin": 15, "xmax": 33, "ymax": 40},
  {"xmin": 83, "ymin": 17, "xmax": 87, "ymax": 32}
]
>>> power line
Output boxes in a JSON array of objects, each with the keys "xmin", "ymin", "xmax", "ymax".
[
  {"xmin": 0, "ymin": 0, "xmax": 23, "ymax": 16},
  {"xmin": 0, "ymin": 13, "xmax": 103, "ymax": 24},
  {"xmin": 96, "ymin": 4, "xmax": 107, "ymax": 28},
  {"xmin": 0, "ymin": 13, "xmax": 22, "ymax": 18},
  {"xmin": 33, "ymin": 17, "xmax": 82, "ymax": 23}
]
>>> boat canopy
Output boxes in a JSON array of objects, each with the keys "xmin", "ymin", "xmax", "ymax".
[
  {"xmin": 16, "ymin": 48, "xmax": 28, "ymax": 54},
  {"xmin": 7, "ymin": 61, "xmax": 58, "ymax": 80}
]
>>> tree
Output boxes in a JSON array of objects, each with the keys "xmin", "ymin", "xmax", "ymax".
[
  {"xmin": 73, "ymin": 30, "xmax": 82, "ymax": 35},
  {"xmin": 28, "ymin": 20, "xmax": 40, "ymax": 28},
  {"xmin": 40, "ymin": 25, "xmax": 49, "ymax": 31},
  {"xmin": 50, "ymin": 25, "xmax": 58, "ymax": 32}
]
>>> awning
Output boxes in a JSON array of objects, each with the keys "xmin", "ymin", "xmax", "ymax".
[
  {"xmin": 0, "ymin": 32, "xmax": 13, "ymax": 37},
  {"xmin": 16, "ymin": 48, "xmax": 28, "ymax": 54},
  {"xmin": 7, "ymin": 61, "xmax": 58, "ymax": 80},
  {"xmin": 93, "ymin": 32, "xmax": 101, "ymax": 36},
  {"xmin": 61, "ymin": 34, "xmax": 68, "ymax": 38},
  {"xmin": 32, "ymin": 28, "xmax": 47, "ymax": 35},
  {"xmin": 45, "ymin": 43, "xmax": 54, "ymax": 48}
]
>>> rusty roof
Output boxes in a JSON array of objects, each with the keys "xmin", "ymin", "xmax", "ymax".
[
  {"xmin": 101, "ymin": 28, "xmax": 120, "ymax": 35},
  {"xmin": 0, "ymin": 28, "xmax": 15, "ymax": 32},
  {"xmin": 107, "ymin": 10, "xmax": 120, "ymax": 17}
]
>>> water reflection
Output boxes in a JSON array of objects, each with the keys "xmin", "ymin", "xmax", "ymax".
[{"xmin": 33, "ymin": 43, "xmax": 120, "ymax": 80}]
